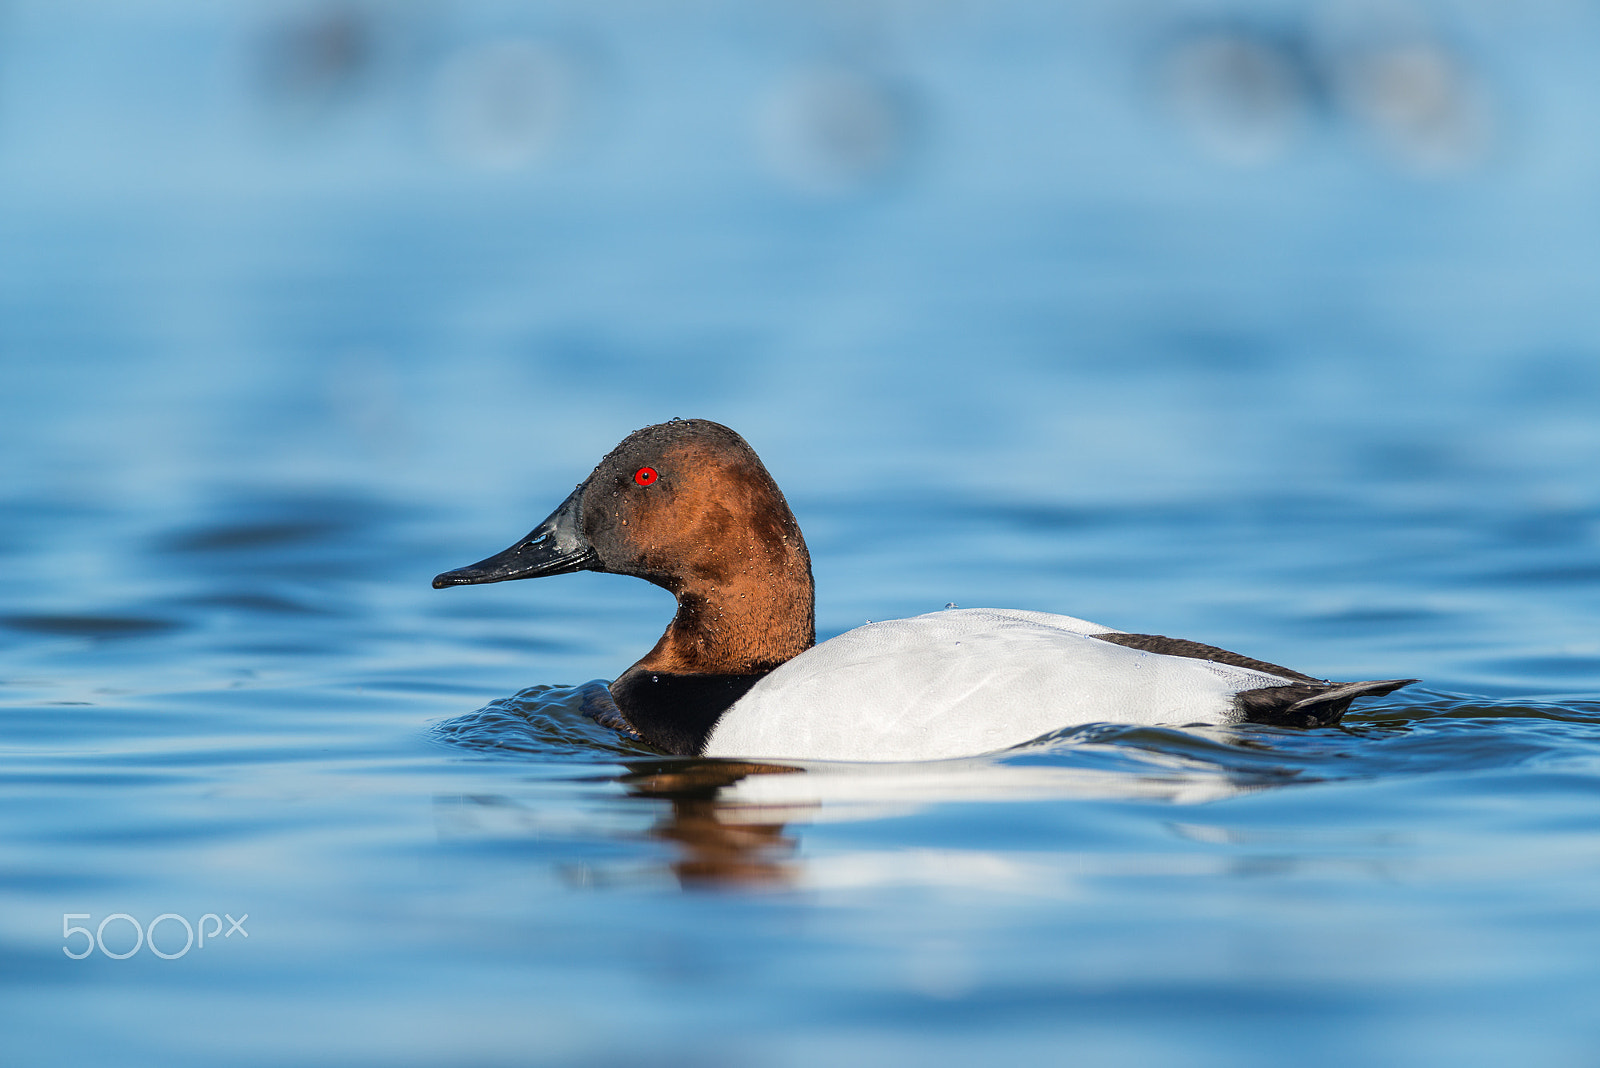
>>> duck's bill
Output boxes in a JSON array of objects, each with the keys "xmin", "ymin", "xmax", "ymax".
[{"xmin": 432, "ymin": 488, "xmax": 599, "ymax": 588}]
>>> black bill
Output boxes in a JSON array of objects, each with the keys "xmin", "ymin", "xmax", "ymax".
[{"xmin": 432, "ymin": 488, "xmax": 598, "ymax": 588}]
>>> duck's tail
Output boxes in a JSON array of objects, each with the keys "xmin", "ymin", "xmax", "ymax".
[
  {"xmin": 1238, "ymin": 677, "xmax": 1419, "ymax": 728},
  {"xmin": 1290, "ymin": 678, "xmax": 1416, "ymax": 712}
]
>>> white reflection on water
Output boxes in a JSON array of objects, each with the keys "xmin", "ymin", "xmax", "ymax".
[
  {"xmin": 707, "ymin": 753, "xmax": 1260, "ymax": 821},
  {"xmin": 434, "ymin": 745, "xmax": 1279, "ymax": 891}
]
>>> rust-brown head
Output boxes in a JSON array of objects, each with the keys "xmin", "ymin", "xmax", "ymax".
[{"xmin": 433, "ymin": 419, "xmax": 816, "ymax": 674}]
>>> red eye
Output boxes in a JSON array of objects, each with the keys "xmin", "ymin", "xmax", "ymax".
[{"xmin": 634, "ymin": 467, "xmax": 658, "ymax": 487}]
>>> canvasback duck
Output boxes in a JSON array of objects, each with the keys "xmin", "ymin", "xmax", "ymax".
[{"xmin": 434, "ymin": 419, "xmax": 1415, "ymax": 762}]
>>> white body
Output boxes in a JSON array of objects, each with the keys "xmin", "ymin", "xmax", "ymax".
[{"xmin": 701, "ymin": 608, "xmax": 1299, "ymax": 762}]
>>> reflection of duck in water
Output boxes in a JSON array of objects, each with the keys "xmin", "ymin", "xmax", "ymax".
[
  {"xmin": 621, "ymin": 761, "xmax": 803, "ymax": 890},
  {"xmin": 437, "ymin": 677, "xmax": 1303, "ymax": 892},
  {"xmin": 441, "ymin": 752, "xmax": 1277, "ymax": 892},
  {"xmin": 434, "ymin": 420, "xmax": 1414, "ymax": 762}
]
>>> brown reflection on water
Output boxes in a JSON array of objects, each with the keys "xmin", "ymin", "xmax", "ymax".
[{"xmin": 620, "ymin": 761, "xmax": 806, "ymax": 891}]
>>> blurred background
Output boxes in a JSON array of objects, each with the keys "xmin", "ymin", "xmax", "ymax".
[
  {"xmin": 7, "ymin": 0, "xmax": 1599, "ymax": 692},
  {"xmin": 5, "ymin": 0, "xmax": 1596, "ymax": 510}
]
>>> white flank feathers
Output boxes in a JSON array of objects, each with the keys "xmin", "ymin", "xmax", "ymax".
[{"xmin": 702, "ymin": 609, "xmax": 1297, "ymax": 762}]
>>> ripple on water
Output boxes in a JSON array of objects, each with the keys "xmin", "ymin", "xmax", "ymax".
[
  {"xmin": 176, "ymin": 592, "xmax": 333, "ymax": 616},
  {"xmin": 433, "ymin": 681, "xmax": 657, "ymax": 762},
  {"xmin": 429, "ymin": 684, "xmax": 1600, "ymax": 818},
  {"xmin": 158, "ymin": 519, "xmax": 352, "ymax": 553},
  {"xmin": 0, "ymin": 614, "xmax": 183, "ymax": 638}
]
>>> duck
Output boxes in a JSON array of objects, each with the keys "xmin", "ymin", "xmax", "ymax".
[{"xmin": 433, "ymin": 419, "xmax": 1416, "ymax": 762}]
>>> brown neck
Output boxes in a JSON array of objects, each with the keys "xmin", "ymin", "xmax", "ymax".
[{"xmin": 630, "ymin": 561, "xmax": 815, "ymax": 677}]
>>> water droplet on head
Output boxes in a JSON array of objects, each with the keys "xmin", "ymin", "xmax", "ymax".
[{"xmin": 944, "ymin": 602, "xmax": 959, "ymax": 610}]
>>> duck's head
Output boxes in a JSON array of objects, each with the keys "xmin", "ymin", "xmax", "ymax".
[{"xmin": 433, "ymin": 419, "xmax": 815, "ymax": 673}]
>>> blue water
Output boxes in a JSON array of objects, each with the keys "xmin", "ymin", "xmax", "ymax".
[{"xmin": 6, "ymin": 3, "xmax": 1600, "ymax": 1065}]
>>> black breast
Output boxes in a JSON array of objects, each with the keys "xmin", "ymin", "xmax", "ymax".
[{"xmin": 608, "ymin": 669, "xmax": 770, "ymax": 756}]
